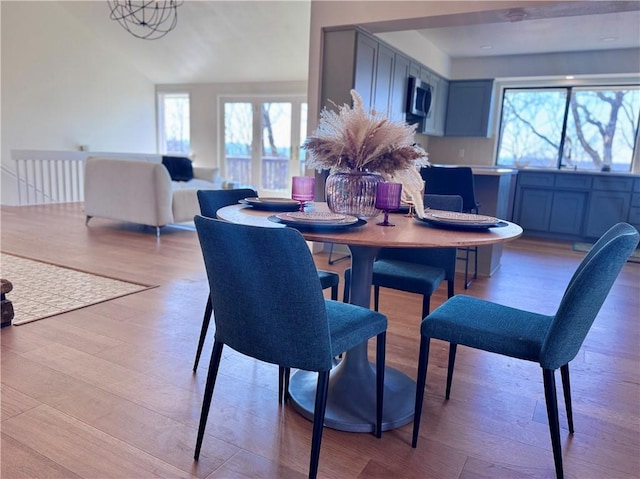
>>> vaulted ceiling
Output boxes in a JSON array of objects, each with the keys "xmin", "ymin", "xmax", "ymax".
[{"xmin": 59, "ymin": 1, "xmax": 640, "ymax": 84}]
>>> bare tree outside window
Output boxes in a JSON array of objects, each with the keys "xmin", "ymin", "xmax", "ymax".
[
  {"xmin": 224, "ymin": 102, "xmax": 253, "ymax": 184},
  {"xmin": 222, "ymin": 96, "xmax": 306, "ymax": 194},
  {"xmin": 497, "ymin": 86, "xmax": 639, "ymax": 172},
  {"xmin": 161, "ymin": 93, "xmax": 190, "ymax": 154}
]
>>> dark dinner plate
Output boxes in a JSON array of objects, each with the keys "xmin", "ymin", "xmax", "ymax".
[
  {"xmin": 239, "ymin": 197, "xmax": 301, "ymax": 212},
  {"xmin": 414, "ymin": 216, "xmax": 508, "ymax": 230},
  {"xmin": 268, "ymin": 215, "xmax": 367, "ymax": 231}
]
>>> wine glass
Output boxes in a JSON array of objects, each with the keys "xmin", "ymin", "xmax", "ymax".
[
  {"xmin": 291, "ymin": 176, "xmax": 315, "ymax": 212},
  {"xmin": 401, "ymin": 187, "xmax": 415, "ymax": 217},
  {"xmin": 375, "ymin": 182, "xmax": 402, "ymax": 226}
]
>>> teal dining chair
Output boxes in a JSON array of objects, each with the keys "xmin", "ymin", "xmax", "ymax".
[
  {"xmin": 193, "ymin": 216, "xmax": 387, "ymax": 479},
  {"xmin": 193, "ymin": 189, "xmax": 340, "ymax": 372},
  {"xmin": 411, "ymin": 222, "xmax": 639, "ymax": 479},
  {"xmin": 343, "ymin": 194, "xmax": 462, "ymax": 321}
]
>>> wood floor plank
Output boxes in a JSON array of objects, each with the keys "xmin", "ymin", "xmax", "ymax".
[
  {"xmin": 1, "ymin": 433, "xmax": 83, "ymax": 479},
  {"xmin": 51, "ymin": 380, "xmax": 238, "ymax": 477},
  {"xmin": 1, "ymin": 405, "xmax": 193, "ymax": 478},
  {"xmin": 206, "ymin": 449, "xmax": 306, "ymax": 479},
  {"xmin": 0, "ymin": 384, "xmax": 41, "ymax": 421}
]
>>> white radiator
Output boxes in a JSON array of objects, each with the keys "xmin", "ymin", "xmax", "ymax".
[{"xmin": 11, "ymin": 150, "xmax": 161, "ymax": 205}]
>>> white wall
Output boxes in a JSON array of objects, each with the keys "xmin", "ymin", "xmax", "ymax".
[{"xmin": 1, "ymin": 2, "xmax": 156, "ymax": 205}]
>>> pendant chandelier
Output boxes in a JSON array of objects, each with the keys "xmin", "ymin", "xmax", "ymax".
[{"xmin": 108, "ymin": 1, "xmax": 184, "ymax": 40}]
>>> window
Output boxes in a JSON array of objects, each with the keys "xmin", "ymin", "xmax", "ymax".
[
  {"xmin": 158, "ymin": 92, "xmax": 190, "ymax": 155},
  {"xmin": 221, "ymin": 96, "xmax": 307, "ymax": 194},
  {"xmin": 496, "ymin": 85, "xmax": 640, "ymax": 172}
]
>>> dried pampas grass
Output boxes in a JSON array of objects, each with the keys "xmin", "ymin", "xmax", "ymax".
[
  {"xmin": 303, "ymin": 90, "xmax": 429, "ymax": 174},
  {"xmin": 303, "ymin": 89, "xmax": 430, "ymax": 217}
]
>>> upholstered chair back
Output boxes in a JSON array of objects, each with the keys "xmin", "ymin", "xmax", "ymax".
[
  {"xmin": 540, "ymin": 222, "xmax": 639, "ymax": 369},
  {"xmin": 194, "ymin": 216, "xmax": 334, "ymax": 372}
]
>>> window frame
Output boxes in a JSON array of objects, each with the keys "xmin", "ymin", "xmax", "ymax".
[
  {"xmin": 218, "ymin": 94, "xmax": 307, "ymax": 194},
  {"xmin": 157, "ymin": 91, "xmax": 191, "ymax": 156},
  {"xmin": 493, "ymin": 77, "xmax": 640, "ymax": 173}
]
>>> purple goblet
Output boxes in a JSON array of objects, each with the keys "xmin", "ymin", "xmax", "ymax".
[
  {"xmin": 292, "ymin": 176, "xmax": 315, "ymax": 212},
  {"xmin": 375, "ymin": 182, "xmax": 402, "ymax": 226}
]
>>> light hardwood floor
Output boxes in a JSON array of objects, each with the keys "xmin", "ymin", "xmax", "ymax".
[{"xmin": 1, "ymin": 203, "xmax": 639, "ymax": 479}]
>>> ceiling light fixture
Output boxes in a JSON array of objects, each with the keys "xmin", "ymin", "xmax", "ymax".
[
  {"xmin": 506, "ymin": 9, "xmax": 527, "ymax": 22},
  {"xmin": 107, "ymin": 1, "xmax": 184, "ymax": 40},
  {"xmin": 600, "ymin": 36, "xmax": 618, "ymax": 43}
]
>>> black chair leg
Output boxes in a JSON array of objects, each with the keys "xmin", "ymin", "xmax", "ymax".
[
  {"xmin": 473, "ymin": 246, "xmax": 478, "ymax": 281},
  {"xmin": 277, "ymin": 366, "xmax": 291, "ymax": 404},
  {"xmin": 412, "ymin": 337, "xmax": 430, "ymax": 448},
  {"xmin": 421, "ymin": 295, "xmax": 431, "ymax": 319},
  {"xmin": 463, "ymin": 247, "xmax": 470, "ymax": 289},
  {"xmin": 343, "ymin": 270, "xmax": 351, "ymax": 303},
  {"xmin": 560, "ymin": 364, "xmax": 574, "ymax": 433},
  {"xmin": 309, "ymin": 371, "xmax": 330, "ymax": 479},
  {"xmin": 447, "ymin": 279, "xmax": 454, "ymax": 299},
  {"xmin": 194, "ymin": 340, "xmax": 224, "ymax": 460},
  {"xmin": 375, "ymin": 332, "xmax": 386, "ymax": 438},
  {"xmin": 330, "ymin": 284, "xmax": 338, "ymax": 301},
  {"xmin": 445, "ymin": 343, "xmax": 457, "ymax": 400},
  {"xmin": 193, "ymin": 295, "xmax": 213, "ymax": 372},
  {"xmin": 543, "ymin": 368, "xmax": 564, "ymax": 479},
  {"xmin": 374, "ymin": 285, "xmax": 380, "ymax": 312}
]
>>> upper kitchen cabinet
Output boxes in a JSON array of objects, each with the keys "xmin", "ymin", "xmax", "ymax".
[
  {"xmin": 434, "ymin": 77, "xmax": 449, "ymax": 136},
  {"xmin": 322, "ymin": 28, "xmax": 400, "ymax": 118},
  {"xmin": 444, "ymin": 80, "xmax": 494, "ymax": 137},
  {"xmin": 320, "ymin": 27, "xmax": 448, "ymax": 135},
  {"xmin": 423, "ymin": 74, "xmax": 448, "ymax": 136},
  {"xmin": 390, "ymin": 54, "xmax": 411, "ymax": 123}
]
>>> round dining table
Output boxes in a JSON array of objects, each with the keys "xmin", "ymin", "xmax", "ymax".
[{"xmin": 216, "ymin": 202, "xmax": 523, "ymax": 433}]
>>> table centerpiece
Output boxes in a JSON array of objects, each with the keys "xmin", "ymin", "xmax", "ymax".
[{"xmin": 303, "ymin": 89, "xmax": 429, "ymax": 218}]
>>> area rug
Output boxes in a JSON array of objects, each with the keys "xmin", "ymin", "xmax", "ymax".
[
  {"xmin": 572, "ymin": 242, "xmax": 640, "ymax": 264},
  {"xmin": 1, "ymin": 252, "xmax": 156, "ymax": 325}
]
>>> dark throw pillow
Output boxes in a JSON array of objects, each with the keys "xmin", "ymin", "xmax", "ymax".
[{"xmin": 162, "ymin": 156, "xmax": 194, "ymax": 182}]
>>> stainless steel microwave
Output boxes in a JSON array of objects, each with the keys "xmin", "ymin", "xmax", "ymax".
[{"xmin": 406, "ymin": 76, "xmax": 432, "ymax": 118}]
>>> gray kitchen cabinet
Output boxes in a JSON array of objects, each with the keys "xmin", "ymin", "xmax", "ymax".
[
  {"xmin": 325, "ymin": 29, "xmax": 397, "ymax": 118},
  {"xmin": 514, "ymin": 172, "xmax": 587, "ymax": 235},
  {"xmin": 514, "ymin": 170, "xmax": 639, "ymax": 241},
  {"xmin": 433, "ymin": 77, "xmax": 449, "ymax": 136},
  {"xmin": 409, "ymin": 62, "xmax": 421, "ymax": 81},
  {"xmin": 372, "ymin": 43, "xmax": 395, "ymax": 117},
  {"xmin": 390, "ymin": 54, "xmax": 411, "ymax": 123},
  {"xmin": 422, "ymin": 74, "xmax": 448, "ymax": 136},
  {"xmin": 444, "ymin": 79, "xmax": 494, "ymax": 137},
  {"xmin": 516, "ymin": 187, "xmax": 554, "ymax": 232},
  {"xmin": 549, "ymin": 191, "xmax": 589, "ymax": 235},
  {"xmin": 422, "ymin": 74, "xmax": 438, "ymax": 134},
  {"xmin": 353, "ymin": 33, "xmax": 378, "ymax": 109},
  {"xmin": 584, "ymin": 176, "xmax": 634, "ymax": 238}
]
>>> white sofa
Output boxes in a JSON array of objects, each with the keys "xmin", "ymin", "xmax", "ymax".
[{"xmin": 84, "ymin": 156, "xmax": 223, "ymax": 235}]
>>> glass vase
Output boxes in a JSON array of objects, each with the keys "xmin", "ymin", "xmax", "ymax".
[{"xmin": 325, "ymin": 171, "xmax": 383, "ymax": 219}]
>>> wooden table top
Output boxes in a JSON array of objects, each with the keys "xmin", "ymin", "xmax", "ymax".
[{"xmin": 216, "ymin": 203, "xmax": 523, "ymax": 248}]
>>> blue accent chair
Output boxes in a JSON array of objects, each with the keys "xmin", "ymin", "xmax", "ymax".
[
  {"xmin": 193, "ymin": 216, "xmax": 387, "ymax": 479},
  {"xmin": 193, "ymin": 189, "xmax": 340, "ymax": 372},
  {"xmin": 412, "ymin": 222, "xmax": 639, "ymax": 479},
  {"xmin": 343, "ymin": 194, "xmax": 462, "ymax": 320}
]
